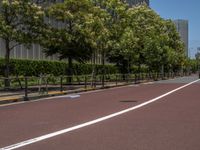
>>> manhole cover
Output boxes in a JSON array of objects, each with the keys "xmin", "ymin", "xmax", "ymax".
[{"xmin": 120, "ymin": 100, "xmax": 137, "ymax": 103}]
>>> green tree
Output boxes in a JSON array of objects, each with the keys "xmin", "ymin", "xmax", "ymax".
[
  {"xmin": 108, "ymin": 27, "xmax": 138, "ymax": 74},
  {"xmin": 0, "ymin": 0, "xmax": 45, "ymax": 86},
  {"xmin": 162, "ymin": 20, "xmax": 185, "ymax": 72},
  {"xmin": 128, "ymin": 5, "xmax": 164, "ymax": 73},
  {"xmin": 108, "ymin": 5, "xmax": 163, "ymax": 74},
  {"xmin": 43, "ymin": 0, "xmax": 107, "ymax": 79},
  {"xmin": 96, "ymin": 0, "xmax": 129, "ymax": 83},
  {"xmin": 86, "ymin": 1, "xmax": 111, "ymax": 85},
  {"xmin": 108, "ymin": 5, "xmax": 185, "ymax": 75}
]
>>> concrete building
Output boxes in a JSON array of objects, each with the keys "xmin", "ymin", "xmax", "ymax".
[
  {"xmin": 0, "ymin": 0, "xmax": 61, "ymax": 61},
  {"xmin": 126, "ymin": 0, "xmax": 149, "ymax": 6},
  {"xmin": 174, "ymin": 19, "xmax": 189, "ymax": 57}
]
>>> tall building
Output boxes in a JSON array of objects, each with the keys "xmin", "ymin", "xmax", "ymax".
[
  {"xmin": 126, "ymin": 0, "xmax": 149, "ymax": 6},
  {"xmin": 174, "ymin": 19, "xmax": 189, "ymax": 57}
]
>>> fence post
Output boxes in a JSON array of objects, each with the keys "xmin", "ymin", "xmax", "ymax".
[
  {"xmin": 162, "ymin": 72, "xmax": 164, "ymax": 80},
  {"xmin": 60, "ymin": 76, "xmax": 63, "ymax": 92},
  {"xmin": 24, "ymin": 77, "xmax": 29, "ymax": 101},
  {"xmin": 115, "ymin": 74, "xmax": 118, "ymax": 86},
  {"xmin": 157, "ymin": 73, "xmax": 159, "ymax": 80},
  {"xmin": 147, "ymin": 73, "xmax": 150, "ymax": 81},
  {"xmin": 94, "ymin": 75, "xmax": 97, "ymax": 88},
  {"xmin": 45, "ymin": 76, "xmax": 48, "ymax": 94},
  {"xmin": 84, "ymin": 76, "xmax": 87, "ymax": 89},
  {"xmin": 126, "ymin": 74, "xmax": 128, "ymax": 83},
  {"xmin": 141, "ymin": 73, "xmax": 144, "ymax": 82},
  {"xmin": 138, "ymin": 73, "xmax": 141, "ymax": 84},
  {"xmin": 134, "ymin": 74, "xmax": 137, "ymax": 84},
  {"xmin": 102, "ymin": 74, "xmax": 105, "ymax": 88}
]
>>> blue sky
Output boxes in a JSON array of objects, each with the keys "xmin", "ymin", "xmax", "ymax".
[{"xmin": 150, "ymin": 0, "xmax": 200, "ymax": 58}]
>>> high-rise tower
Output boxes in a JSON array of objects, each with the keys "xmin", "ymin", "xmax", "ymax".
[{"xmin": 174, "ymin": 19, "xmax": 189, "ymax": 57}]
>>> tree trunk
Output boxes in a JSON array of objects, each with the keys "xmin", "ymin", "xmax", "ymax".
[
  {"xmin": 161, "ymin": 65, "xmax": 164, "ymax": 79},
  {"xmin": 127, "ymin": 58, "xmax": 130, "ymax": 74},
  {"xmin": 91, "ymin": 50, "xmax": 96, "ymax": 87},
  {"xmin": 122, "ymin": 61, "xmax": 127, "ymax": 81},
  {"xmin": 137, "ymin": 57, "xmax": 142, "ymax": 83},
  {"xmin": 67, "ymin": 57, "xmax": 73, "ymax": 84},
  {"xmin": 4, "ymin": 39, "xmax": 10, "ymax": 88},
  {"xmin": 138, "ymin": 52, "xmax": 143, "ymax": 83},
  {"xmin": 138, "ymin": 63, "xmax": 141, "ymax": 81},
  {"xmin": 102, "ymin": 50, "xmax": 105, "ymax": 88}
]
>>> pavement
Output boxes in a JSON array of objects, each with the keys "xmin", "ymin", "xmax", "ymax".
[
  {"xmin": 156, "ymin": 75, "xmax": 199, "ymax": 84},
  {"xmin": 0, "ymin": 75, "xmax": 200, "ymax": 150}
]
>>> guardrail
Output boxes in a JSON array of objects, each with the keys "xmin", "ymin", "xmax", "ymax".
[{"xmin": 0, "ymin": 72, "xmax": 191, "ymax": 102}]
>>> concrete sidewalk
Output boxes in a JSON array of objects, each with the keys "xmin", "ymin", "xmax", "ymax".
[{"xmin": 0, "ymin": 83, "xmax": 123, "ymax": 105}]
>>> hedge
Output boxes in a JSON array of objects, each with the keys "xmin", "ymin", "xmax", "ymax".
[{"xmin": 0, "ymin": 58, "xmax": 118, "ymax": 76}]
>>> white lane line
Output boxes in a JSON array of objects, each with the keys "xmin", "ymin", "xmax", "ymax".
[{"xmin": 1, "ymin": 79, "xmax": 200, "ymax": 150}]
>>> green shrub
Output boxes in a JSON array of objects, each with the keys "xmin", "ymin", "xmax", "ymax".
[
  {"xmin": 130, "ymin": 65, "xmax": 149, "ymax": 73},
  {"xmin": 0, "ymin": 58, "xmax": 118, "ymax": 76}
]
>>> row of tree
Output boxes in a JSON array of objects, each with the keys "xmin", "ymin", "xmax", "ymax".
[{"xmin": 0, "ymin": 0, "xmax": 188, "ymax": 82}]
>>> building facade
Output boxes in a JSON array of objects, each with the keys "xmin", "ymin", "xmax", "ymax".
[
  {"xmin": 174, "ymin": 19, "xmax": 189, "ymax": 57},
  {"xmin": 126, "ymin": 0, "xmax": 149, "ymax": 6},
  {"xmin": 0, "ymin": 0, "xmax": 61, "ymax": 61}
]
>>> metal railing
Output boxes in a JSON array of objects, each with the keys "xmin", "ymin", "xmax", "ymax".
[{"xmin": 0, "ymin": 72, "xmax": 191, "ymax": 101}]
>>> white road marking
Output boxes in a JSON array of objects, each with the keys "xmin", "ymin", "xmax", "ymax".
[
  {"xmin": 128, "ymin": 84, "xmax": 139, "ymax": 87},
  {"xmin": 1, "ymin": 79, "xmax": 200, "ymax": 150},
  {"xmin": 143, "ymin": 82, "xmax": 154, "ymax": 85},
  {"xmin": 68, "ymin": 95, "xmax": 80, "ymax": 99}
]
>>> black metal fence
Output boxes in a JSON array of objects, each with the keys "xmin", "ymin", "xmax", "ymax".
[{"xmin": 0, "ymin": 72, "xmax": 191, "ymax": 101}]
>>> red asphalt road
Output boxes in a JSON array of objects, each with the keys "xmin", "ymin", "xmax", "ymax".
[{"xmin": 0, "ymin": 81, "xmax": 200, "ymax": 150}]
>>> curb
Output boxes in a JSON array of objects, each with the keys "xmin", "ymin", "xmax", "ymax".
[
  {"xmin": 0, "ymin": 96, "xmax": 22, "ymax": 105},
  {"xmin": 0, "ymin": 77, "xmax": 180, "ymax": 106},
  {"xmin": 0, "ymin": 83, "xmax": 133, "ymax": 105}
]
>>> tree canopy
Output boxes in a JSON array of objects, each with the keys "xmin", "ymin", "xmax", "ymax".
[
  {"xmin": 0, "ymin": 0, "xmax": 45, "ymax": 86},
  {"xmin": 0, "ymin": 0, "xmax": 188, "ymax": 79}
]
